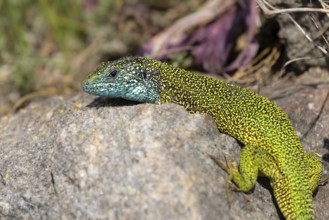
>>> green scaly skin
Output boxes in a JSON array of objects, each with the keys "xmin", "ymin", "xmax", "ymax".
[{"xmin": 82, "ymin": 57, "xmax": 323, "ymax": 220}]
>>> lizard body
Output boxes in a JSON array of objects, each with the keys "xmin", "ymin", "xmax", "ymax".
[{"xmin": 82, "ymin": 57, "xmax": 323, "ymax": 220}]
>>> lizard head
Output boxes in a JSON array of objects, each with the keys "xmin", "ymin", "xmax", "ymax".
[{"xmin": 82, "ymin": 57, "xmax": 161, "ymax": 103}]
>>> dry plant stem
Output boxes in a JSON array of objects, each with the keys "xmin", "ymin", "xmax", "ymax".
[
  {"xmin": 258, "ymin": 0, "xmax": 329, "ymax": 56},
  {"xmin": 282, "ymin": 57, "xmax": 312, "ymax": 69},
  {"xmin": 11, "ymin": 87, "xmax": 61, "ymax": 112},
  {"xmin": 312, "ymin": 21, "xmax": 329, "ymax": 41},
  {"xmin": 319, "ymin": 0, "xmax": 329, "ymax": 16},
  {"xmin": 309, "ymin": 15, "xmax": 329, "ymax": 49},
  {"xmin": 229, "ymin": 45, "xmax": 281, "ymax": 85},
  {"xmin": 288, "ymin": 14, "xmax": 328, "ymax": 54},
  {"xmin": 257, "ymin": 0, "xmax": 329, "ymax": 15}
]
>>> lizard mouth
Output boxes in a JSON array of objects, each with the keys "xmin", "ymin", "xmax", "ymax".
[
  {"xmin": 82, "ymin": 81, "xmax": 118, "ymax": 97},
  {"xmin": 81, "ymin": 80, "xmax": 93, "ymax": 92},
  {"xmin": 81, "ymin": 81, "xmax": 102, "ymax": 94}
]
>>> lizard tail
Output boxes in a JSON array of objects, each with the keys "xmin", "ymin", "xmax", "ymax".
[{"xmin": 273, "ymin": 179, "xmax": 314, "ymax": 220}]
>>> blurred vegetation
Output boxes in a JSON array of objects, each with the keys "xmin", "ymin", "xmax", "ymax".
[
  {"xmin": 0, "ymin": 0, "xmax": 201, "ymax": 115},
  {"xmin": 0, "ymin": 0, "xmax": 118, "ymax": 94},
  {"xmin": 0, "ymin": 0, "xmax": 128, "ymax": 115},
  {"xmin": 0, "ymin": 0, "xmax": 326, "ymax": 119}
]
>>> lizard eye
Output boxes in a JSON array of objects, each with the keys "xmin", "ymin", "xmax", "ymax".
[{"xmin": 108, "ymin": 70, "xmax": 118, "ymax": 78}]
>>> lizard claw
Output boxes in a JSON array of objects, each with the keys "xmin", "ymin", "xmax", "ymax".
[
  {"xmin": 209, "ymin": 154, "xmax": 239, "ymax": 207},
  {"xmin": 209, "ymin": 155, "xmax": 229, "ymax": 173},
  {"xmin": 210, "ymin": 155, "xmax": 237, "ymax": 180}
]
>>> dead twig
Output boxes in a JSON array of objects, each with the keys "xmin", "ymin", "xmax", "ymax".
[{"xmin": 257, "ymin": 0, "xmax": 329, "ymax": 15}]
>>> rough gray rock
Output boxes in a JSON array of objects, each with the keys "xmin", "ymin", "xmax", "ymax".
[{"xmin": 0, "ymin": 84, "xmax": 329, "ymax": 219}]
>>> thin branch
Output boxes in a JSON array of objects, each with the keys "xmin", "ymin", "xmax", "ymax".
[
  {"xmin": 257, "ymin": 0, "xmax": 329, "ymax": 15},
  {"xmin": 257, "ymin": 0, "xmax": 329, "ymax": 55}
]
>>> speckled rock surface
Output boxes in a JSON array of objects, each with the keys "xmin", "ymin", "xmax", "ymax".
[{"xmin": 0, "ymin": 84, "xmax": 328, "ymax": 219}]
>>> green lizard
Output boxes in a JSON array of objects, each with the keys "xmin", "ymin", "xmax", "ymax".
[{"xmin": 82, "ymin": 56, "xmax": 323, "ymax": 220}]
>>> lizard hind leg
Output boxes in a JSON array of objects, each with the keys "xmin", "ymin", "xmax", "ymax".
[
  {"xmin": 227, "ymin": 144, "xmax": 261, "ymax": 192},
  {"xmin": 212, "ymin": 144, "xmax": 263, "ymax": 193},
  {"xmin": 210, "ymin": 144, "xmax": 279, "ymax": 210}
]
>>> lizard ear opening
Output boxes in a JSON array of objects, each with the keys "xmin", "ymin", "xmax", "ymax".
[
  {"xmin": 141, "ymin": 69, "xmax": 159, "ymax": 80},
  {"xmin": 150, "ymin": 69, "xmax": 159, "ymax": 75},
  {"xmin": 149, "ymin": 69, "xmax": 160, "ymax": 79},
  {"xmin": 142, "ymin": 71, "xmax": 147, "ymax": 80}
]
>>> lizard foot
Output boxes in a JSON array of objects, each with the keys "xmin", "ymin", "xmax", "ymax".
[{"xmin": 209, "ymin": 155, "xmax": 240, "ymax": 207}]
